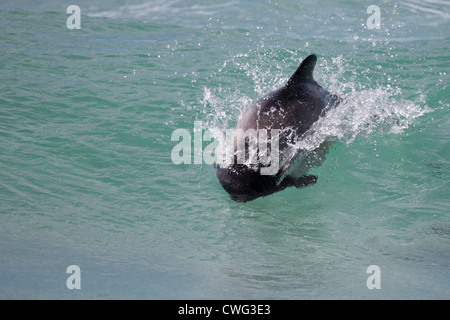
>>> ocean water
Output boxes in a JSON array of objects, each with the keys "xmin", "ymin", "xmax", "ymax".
[{"xmin": 0, "ymin": 0, "xmax": 449, "ymax": 299}]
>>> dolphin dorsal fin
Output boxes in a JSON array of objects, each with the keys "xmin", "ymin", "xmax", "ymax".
[{"xmin": 287, "ymin": 54, "xmax": 317, "ymax": 85}]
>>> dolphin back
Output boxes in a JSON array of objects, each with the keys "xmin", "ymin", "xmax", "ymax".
[{"xmin": 287, "ymin": 54, "xmax": 317, "ymax": 85}]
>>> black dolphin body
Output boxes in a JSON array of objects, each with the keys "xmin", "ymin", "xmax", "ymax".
[{"xmin": 216, "ymin": 54, "xmax": 340, "ymax": 202}]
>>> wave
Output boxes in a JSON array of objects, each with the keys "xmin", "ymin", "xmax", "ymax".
[
  {"xmin": 400, "ymin": 0, "xmax": 450, "ymax": 20},
  {"xmin": 86, "ymin": 0, "xmax": 239, "ymax": 21}
]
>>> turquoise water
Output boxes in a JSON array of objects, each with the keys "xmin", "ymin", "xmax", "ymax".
[{"xmin": 0, "ymin": 0, "xmax": 449, "ymax": 299}]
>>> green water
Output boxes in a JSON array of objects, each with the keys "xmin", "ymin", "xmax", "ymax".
[{"xmin": 0, "ymin": 0, "xmax": 449, "ymax": 299}]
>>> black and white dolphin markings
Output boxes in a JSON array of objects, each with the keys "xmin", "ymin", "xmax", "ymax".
[{"xmin": 216, "ymin": 54, "xmax": 341, "ymax": 202}]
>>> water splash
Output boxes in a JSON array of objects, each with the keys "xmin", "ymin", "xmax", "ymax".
[
  {"xmin": 197, "ymin": 52, "xmax": 431, "ymax": 175},
  {"xmin": 300, "ymin": 86, "xmax": 430, "ymax": 150},
  {"xmin": 279, "ymin": 84, "xmax": 430, "ymax": 179}
]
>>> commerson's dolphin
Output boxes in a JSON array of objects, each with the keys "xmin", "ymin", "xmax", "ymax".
[{"xmin": 216, "ymin": 54, "xmax": 341, "ymax": 202}]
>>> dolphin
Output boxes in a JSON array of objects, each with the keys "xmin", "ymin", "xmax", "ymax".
[{"xmin": 216, "ymin": 54, "xmax": 341, "ymax": 202}]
